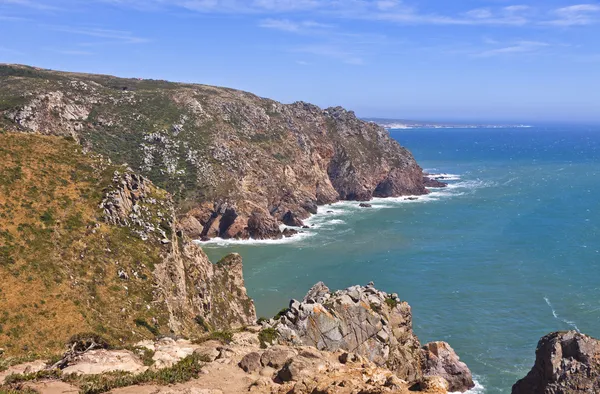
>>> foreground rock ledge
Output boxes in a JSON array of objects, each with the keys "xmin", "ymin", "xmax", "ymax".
[
  {"xmin": 266, "ymin": 282, "xmax": 475, "ymax": 392},
  {"xmin": 0, "ymin": 283, "xmax": 474, "ymax": 394},
  {"xmin": 513, "ymin": 330, "xmax": 600, "ymax": 394}
]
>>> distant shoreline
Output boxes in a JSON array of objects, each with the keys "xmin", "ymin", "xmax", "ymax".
[{"xmin": 365, "ymin": 118, "xmax": 533, "ymax": 130}]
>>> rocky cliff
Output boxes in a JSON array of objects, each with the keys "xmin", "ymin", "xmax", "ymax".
[
  {"xmin": 0, "ymin": 132, "xmax": 254, "ymax": 358},
  {"xmin": 0, "ymin": 64, "xmax": 437, "ymax": 240},
  {"xmin": 267, "ymin": 282, "xmax": 474, "ymax": 392},
  {"xmin": 513, "ymin": 331, "xmax": 600, "ymax": 394},
  {"xmin": 0, "ymin": 283, "xmax": 474, "ymax": 394}
]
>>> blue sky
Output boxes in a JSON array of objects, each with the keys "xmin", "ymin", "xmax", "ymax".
[{"xmin": 1, "ymin": 0, "xmax": 600, "ymax": 123}]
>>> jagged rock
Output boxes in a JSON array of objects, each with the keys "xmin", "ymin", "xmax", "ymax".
[
  {"xmin": 302, "ymin": 282, "xmax": 330, "ymax": 304},
  {"xmin": 101, "ymin": 170, "xmax": 173, "ymax": 242},
  {"xmin": 177, "ymin": 215, "xmax": 204, "ymax": 239},
  {"xmin": 421, "ymin": 341, "xmax": 474, "ymax": 392},
  {"xmin": 247, "ymin": 211, "xmax": 282, "ymax": 240},
  {"xmin": 282, "ymin": 211, "xmax": 304, "ymax": 227},
  {"xmin": 282, "ymin": 228, "xmax": 299, "ymax": 238},
  {"xmin": 423, "ymin": 177, "xmax": 448, "ymax": 188},
  {"xmin": 359, "ymin": 203, "xmax": 373, "ymax": 208},
  {"xmin": 418, "ymin": 376, "xmax": 450, "ymax": 393},
  {"xmin": 155, "ymin": 238, "xmax": 257, "ymax": 334},
  {"xmin": 512, "ymin": 331, "xmax": 600, "ymax": 394},
  {"xmin": 239, "ymin": 352, "xmax": 262, "ymax": 373},
  {"xmin": 275, "ymin": 282, "xmax": 426, "ymax": 383}
]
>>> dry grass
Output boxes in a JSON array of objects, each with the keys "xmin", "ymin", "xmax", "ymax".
[{"xmin": 0, "ymin": 132, "xmax": 170, "ymax": 357}]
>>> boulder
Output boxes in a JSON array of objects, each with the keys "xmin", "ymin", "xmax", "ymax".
[
  {"xmin": 239, "ymin": 352, "xmax": 262, "ymax": 373},
  {"xmin": 260, "ymin": 346, "xmax": 297, "ymax": 369},
  {"xmin": 282, "ymin": 228, "xmax": 299, "ymax": 238},
  {"xmin": 421, "ymin": 341, "xmax": 474, "ymax": 392},
  {"xmin": 359, "ymin": 203, "xmax": 372, "ymax": 208},
  {"xmin": 282, "ymin": 211, "xmax": 304, "ymax": 227},
  {"xmin": 423, "ymin": 177, "xmax": 448, "ymax": 188},
  {"xmin": 512, "ymin": 331, "xmax": 600, "ymax": 394},
  {"xmin": 247, "ymin": 210, "xmax": 282, "ymax": 240}
]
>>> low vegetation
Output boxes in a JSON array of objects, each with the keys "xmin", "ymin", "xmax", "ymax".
[
  {"xmin": 0, "ymin": 132, "xmax": 170, "ymax": 356},
  {"xmin": 258, "ymin": 328, "xmax": 279, "ymax": 349},
  {"xmin": 0, "ymin": 353, "xmax": 206, "ymax": 394}
]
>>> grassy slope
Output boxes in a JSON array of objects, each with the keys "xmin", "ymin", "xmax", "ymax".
[{"xmin": 0, "ymin": 131, "xmax": 171, "ymax": 358}]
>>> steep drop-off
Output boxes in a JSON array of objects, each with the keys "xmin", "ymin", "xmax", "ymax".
[
  {"xmin": 0, "ymin": 132, "xmax": 255, "ymax": 358},
  {"xmin": 0, "ymin": 64, "xmax": 433, "ymax": 240}
]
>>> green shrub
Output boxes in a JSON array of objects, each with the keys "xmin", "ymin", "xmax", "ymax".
[
  {"xmin": 133, "ymin": 318, "xmax": 160, "ymax": 337},
  {"xmin": 258, "ymin": 328, "xmax": 279, "ymax": 349},
  {"xmin": 209, "ymin": 330, "xmax": 233, "ymax": 344},
  {"xmin": 274, "ymin": 308, "xmax": 288, "ymax": 320},
  {"xmin": 384, "ymin": 297, "xmax": 398, "ymax": 309}
]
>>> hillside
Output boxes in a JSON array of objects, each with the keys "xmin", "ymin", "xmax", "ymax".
[
  {"xmin": 0, "ymin": 64, "xmax": 432, "ymax": 240},
  {"xmin": 0, "ymin": 131, "xmax": 255, "ymax": 360}
]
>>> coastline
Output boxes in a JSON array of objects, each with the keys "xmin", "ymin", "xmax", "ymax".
[{"xmin": 197, "ymin": 172, "xmax": 470, "ymax": 247}]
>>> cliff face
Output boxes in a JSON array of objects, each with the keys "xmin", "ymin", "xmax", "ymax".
[
  {"xmin": 0, "ymin": 132, "xmax": 254, "ymax": 357},
  {"xmin": 0, "ymin": 64, "xmax": 430, "ymax": 240},
  {"xmin": 267, "ymin": 282, "xmax": 474, "ymax": 392},
  {"xmin": 513, "ymin": 331, "xmax": 600, "ymax": 394}
]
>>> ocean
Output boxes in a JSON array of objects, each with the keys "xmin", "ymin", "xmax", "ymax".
[{"xmin": 202, "ymin": 126, "xmax": 600, "ymax": 393}]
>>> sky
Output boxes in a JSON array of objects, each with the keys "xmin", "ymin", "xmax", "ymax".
[{"xmin": 1, "ymin": 0, "xmax": 600, "ymax": 123}]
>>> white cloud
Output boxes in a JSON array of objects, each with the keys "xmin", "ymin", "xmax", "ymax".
[
  {"xmin": 46, "ymin": 26, "xmax": 150, "ymax": 45},
  {"xmin": 545, "ymin": 4, "xmax": 600, "ymax": 26},
  {"xmin": 259, "ymin": 18, "xmax": 331, "ymax": 33},
  {"xmin": 476, "ymin": 40, "xmax": 550, "ymax": 57}
]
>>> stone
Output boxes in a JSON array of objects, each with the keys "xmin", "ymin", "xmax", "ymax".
[
  {"xmin": 359, "ymin": 203, "xmax": 372, "ymax": 208},
  {"xmin": 194, "ymin": 347, "xmax": 220, "ymax": 362},
  {"xmin": 512, "ymin": 331, "xmax": 600, "ymax": 394},
  {"xmin": 239, "ymin": 352, "xmax": 262, "ymax": 373},
  {"xmin": 276, "ymin": 282, "xmax": 427, "ymax": 384},
  {"xmin": 177, "ymin": 215, "xmax": 204, "ymax": 239},
  {"xmin": 247, "ymin": 210, "xmax": 282, "ymax": 240},
  {"xmin": 277, "ymin": 357, "xmax": 313, "ymax": 382},
  {"xmin": 302, "ymin": 282, "xmax": 330, "ymax": 304},
  {"xmin": 418, "ymin": 376, "xmax": 450, "ymax": 393},
  {"xmin": 260, "ymin": 346, "xmax": 296, "ymax": 369},
  {"xmin": 0, "ymin": 360, "xmax": 47, "ymax": 385},
  {"xmin": 61, "ymin": 349, "xmax": 147, "ymax": 375},
  {"xmin": 338, "ymin": 352, "xmax": 358, "ymax": 364},
  {"xmin": 421, "ymin": 341, "xmax": 474, "ymax": 392},
  {"xmin": 423, "ymin": 176, "xmax": 448, "ymax": 188},
  {"xmin": 282, "ymin": 211, "xmax": 304, "ymax": 227}
]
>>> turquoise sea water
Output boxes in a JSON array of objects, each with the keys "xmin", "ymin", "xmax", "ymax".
[{"xmin": 203, "ymin": 126, "xmax": 600, "ymax": 393}]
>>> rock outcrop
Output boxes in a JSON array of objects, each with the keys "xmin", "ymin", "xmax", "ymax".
[
  {"xmin": 267, "ymin": 282, "xmax": 474, "ymax": 392},
  {"xmin": 421, "ymin": 342, "xmax": 474, "ymax": 392},
  {"xmin": 1, "ymin": 329, "xmax": 465, "ymax": 394},
  {"xmin": 0, "ymin": 64, "xmax": 435, "ymax": 240},
  {"xmin": 512, "ymin": 331, "xmax": 600, "ymax": 394}
]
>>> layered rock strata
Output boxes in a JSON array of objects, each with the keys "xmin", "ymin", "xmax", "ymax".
[
  {"xmin": 266, "ymin": 282, "xmax": 474, "ymax": 392},
  {"xmin": 0, "ymin": 64, "xmax": 445, "ymax": 240},
  {"xmin": 513, "ymin": 331, "xmax": 600, "ymax": 394}
]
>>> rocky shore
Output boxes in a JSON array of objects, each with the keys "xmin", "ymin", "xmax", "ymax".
[
  {"xmin": 0, "ymin": 282, "xmax": 475, "ymax": 394},
  {"xmin": 0, "ymin": 64, "xmax": 446, "ymax": 242}
]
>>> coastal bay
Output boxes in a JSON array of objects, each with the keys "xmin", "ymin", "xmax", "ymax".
[{"xmin": 204, "ymin": 126, "xmax": 600, "ymax": 393}]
